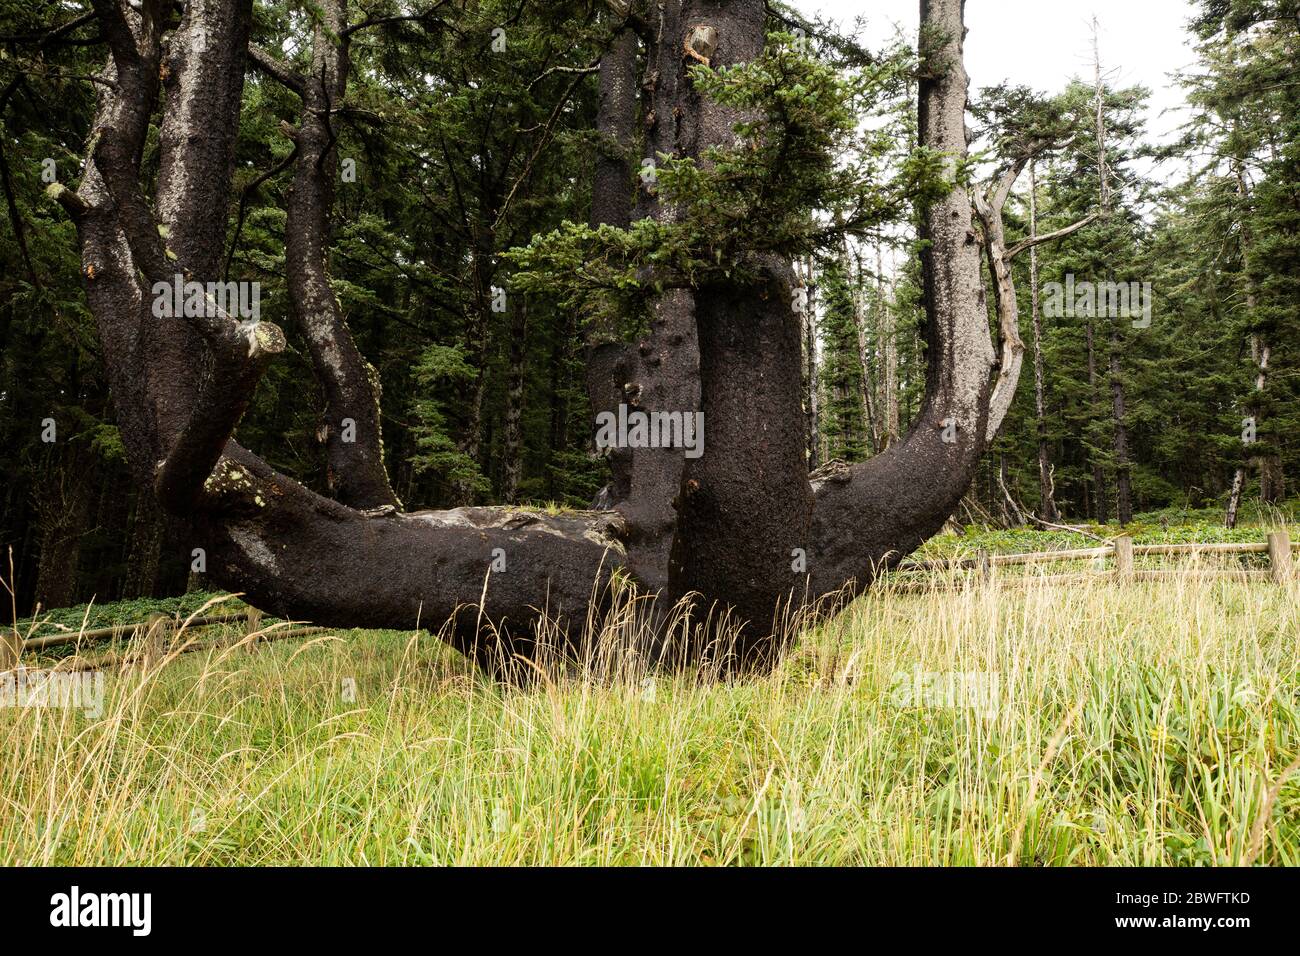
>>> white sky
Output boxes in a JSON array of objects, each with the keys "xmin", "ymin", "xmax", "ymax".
[{"xmin": 798, "ymin": 0, "xmax": 1201, "ymax": 174}]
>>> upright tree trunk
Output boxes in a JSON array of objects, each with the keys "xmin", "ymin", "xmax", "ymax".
[
  {"xmin": 585, "ymin": 19, "xmax": 639, "ymax": 506},
  {"xmin": 881, "ymin": 262, "xmax": 900, "ymax": 449},
  {"xmin": 501, "ymin": 298, "xmax": 528, "ymax": 503},
  {"xmin": 1086, "ymin": 318, "xmax": 1109, "ymax": 524},
  {"xmin": 1089, "ymin": 20, "xmax": 1123, "ymax": 525},
  {"xmin": 549, "ymin": 308, "xmax": 576, "ymax": 500},
  {"xmin": 1226, "ymin": 157, "xmax": 1281, "ymax": 525},
  {"xmin": 123, "ymin": 491, "xmax": 164, "ymax": 598},
  {"xmin": 1027, "ymin": 161, "xmax": 1060, "ymax": 523},
  {"xmin": 1225, "ymin": 466, "xmax": 1246, "ymax": 529},
  {"xmin": 33, "ymin": 446, "xmax": 93, "ymax": 610},
  {"xmin": 1109, "ymin": 325, "xmax": 1133, "ymax": 524},
  {"xmin": 284, "ymin": 0, "xmax": 398, "ymax": 510},
  {"xmin": 455, "ymin": 197, "xmax": 510, "ymax": 506},
  {"xmin": 810, "ymin": 0, "xmax": 1000, "ymax": 596},
  {"xmin": 852, "ymin": 243, "xmax": 881, "ymax": 455},
  {"xmin": 801, "ymin": 256, "xmax": 821, "ymax": 468}
]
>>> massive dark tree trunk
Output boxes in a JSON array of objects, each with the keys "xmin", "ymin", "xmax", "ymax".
[
  {"xmin": 122, "ymin": 491, "xmax": 164, "ymax": 599},
  {"xmin": 56, "ymin": 0, "xmax": 1017, "ymax": 676},
  {"xmin": 33, "ymin": 444, "xmax": 94, "ymax": 611}
]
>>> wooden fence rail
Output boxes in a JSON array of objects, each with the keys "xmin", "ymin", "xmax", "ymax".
[
  {"xmin": 3, "ymin": 607, "xmax": 323, "ymax": 671},
  {"xmin": 19, "ymin": 612, "xmax": 252, "ymax": 652},
  {"xmin": 894, "ymin": 530, "xmax": 1296, "ymax": 585}
]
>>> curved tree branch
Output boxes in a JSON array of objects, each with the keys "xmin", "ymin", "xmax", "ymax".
[
  {"xmin": 975, "ymin": 172, "xmax": 1098, "ymax": 442},
  {"xmin": 809, "ymin": 0, "xmax": 998, "ymax": 596},
  {"xmin": 972, "ymin": 185, "xmax": 1024, "ymax": 444},
  {"xmin": 277, "ymin": 0, "xmax": 400, "ymax": 510},
  {"xmin": 154, "ymin": 322, "xmax": 288, "ymax": 512}
]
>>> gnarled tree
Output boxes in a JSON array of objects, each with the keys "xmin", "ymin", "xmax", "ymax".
[{"xmin": 52, "ymin": 0, "xmax": 1020, "ymax": 676}]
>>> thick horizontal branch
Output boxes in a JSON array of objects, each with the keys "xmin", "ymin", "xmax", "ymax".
[{"xmin": 189, "ymin": 454, "xmax": 631, "ymax": 677}]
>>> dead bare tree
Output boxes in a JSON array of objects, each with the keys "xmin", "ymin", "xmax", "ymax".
[{"xmin": 972, "ymin": 125, "xmax": 1097, "ymax": 444}]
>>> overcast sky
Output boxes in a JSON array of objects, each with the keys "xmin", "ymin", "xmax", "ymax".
[{"xmin": 797, "ymin": 0, "xmax": 1202, "ymax": 154}]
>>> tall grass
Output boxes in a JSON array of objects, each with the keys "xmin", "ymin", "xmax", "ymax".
[{"xmin": 2, "ymin": 568, "xmax": 1297, "ymax": 865}]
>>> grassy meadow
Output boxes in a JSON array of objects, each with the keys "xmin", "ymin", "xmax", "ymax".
[{"xmin": 3, "ymin": 516, "xmax": 1299, "ymax": 866}]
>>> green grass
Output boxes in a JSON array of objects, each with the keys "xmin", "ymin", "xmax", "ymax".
[{"xmin": 4, "ymin": 563, "xmax": 1298, "ymax": 865}]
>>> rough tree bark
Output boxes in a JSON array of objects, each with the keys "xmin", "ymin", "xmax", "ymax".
[
  {"xmin": 123, "ymin": 492, "xmax": 165, "ymax": 598},
  {"xmin": 276, "ymin": 0, "xmax": 400, "ymax": 510},
  {"xmin": 55, "ymin": 0, "xmax": 1020, "ymax": 677},
  {"xmin": 808, "ymin": 0, "xmax": 1000, "ymax": 593}
]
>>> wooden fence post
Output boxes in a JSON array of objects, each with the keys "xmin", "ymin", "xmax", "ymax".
[
  {"xmin": 977, "ymin": 550, "xmax": 991, "ymax": 584},
  {"xmin": 1268, "ymin": 531, "xmax": 1294, "ymax": 583},
  {"xmin": 1114, "ymin": 536, "xmax": 1134, "ymax": 581},
  {"xmin": 143, "ymin": 612, "xmax": 171, "ymax": 668},
  {"xmin": 244, "ymin": 608, "xmax": 263, "ymax": 654},
  {"xmin": 1, "ymin": 627, "xmax": 19, "ymax": 671}
]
